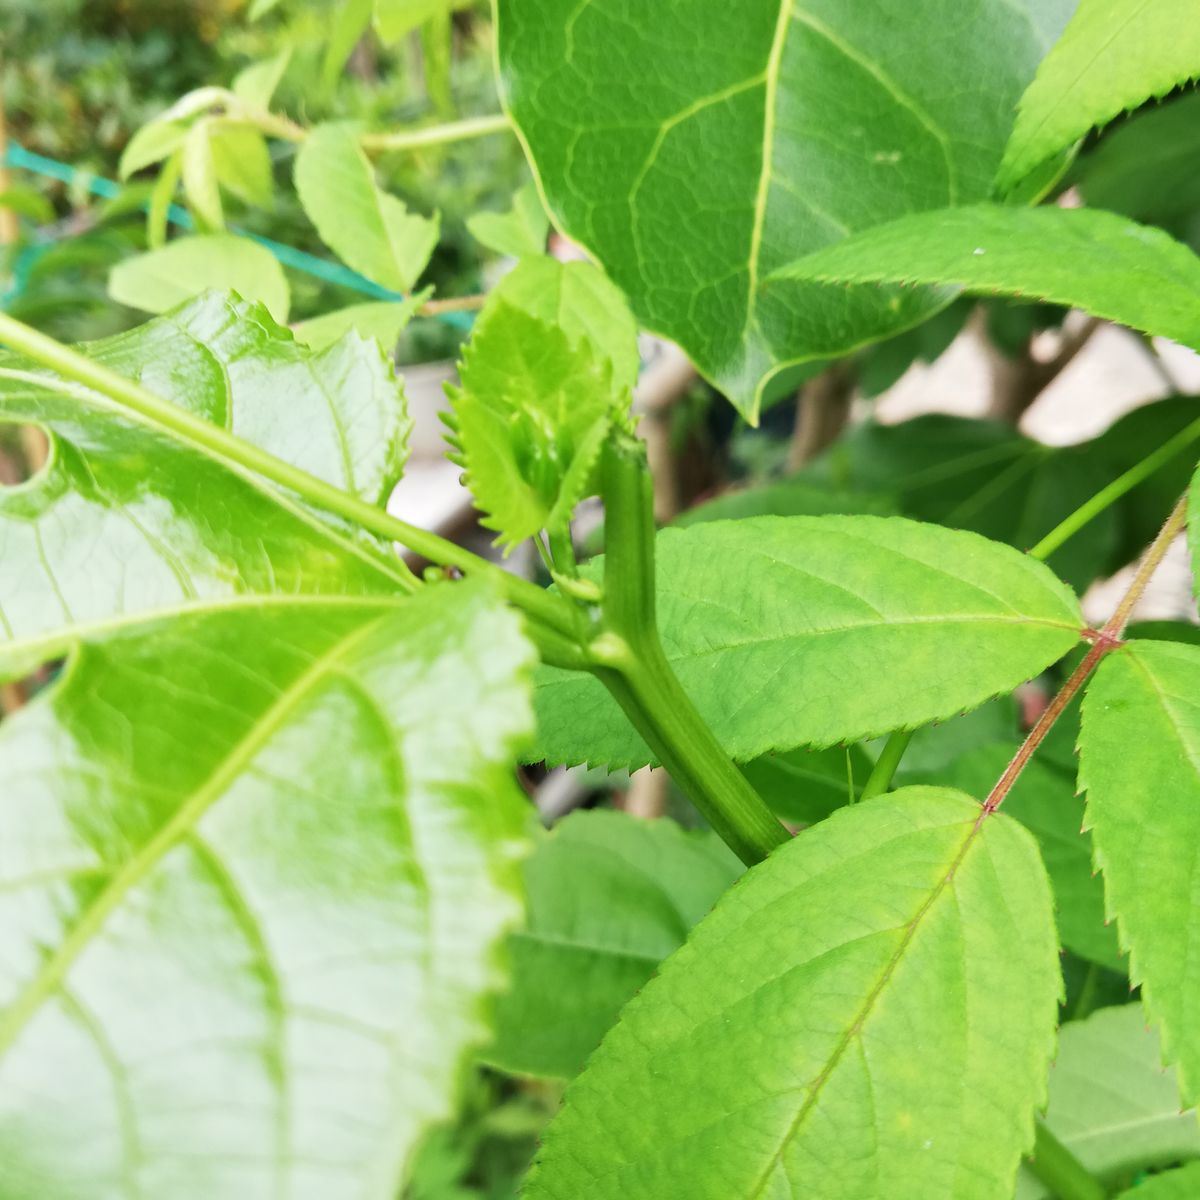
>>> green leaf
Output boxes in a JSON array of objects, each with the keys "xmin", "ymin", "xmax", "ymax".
[
  {"xmin": 773, "ymin": 205, "xmax": 1200, "ymax": 355},
  {"xmin": 1076, "ymin": 90, "xmax": 1200, "ymax": 229},
  {"xmin": 483, "ymin": 811, "xmax": 741, "ymax": 1080},
  {"xmin": 800, "ymin": 414, "xmax": 1119, "ymax": 593},
  {"xmin": 209, "ymin": 120, "xmax": 275, "ymax": 209},
  {"xmin": 447, "ymin": 300, "xmax": 620, "ymax": 551},
  {"xmin": 1112, "ymin": 1164, "xmax": 1200, "ymax": 1200},
  {"xmin": 0, "ymin": 292, "xmax": 412, "ymax": 679},
  {"xmin": 739, "ymin": 743, "xmax": 874, "ymax": 825},
  {"xmin": 374, "ymin": 0, "xmax": 454, "ymax": 43},
  {"xmin": 322, "ymin": 0, "xmax": 374, "ymax": 92},
  {"xmin": 0, "ymin": 579, "xmax": 537, "ymax": 1196},
  {"xmin": 467, "ymin": 183, "xmax": 550, "ymax": 260},
  {"xmin": 533, "ymin": 514, "xmax": 1083, "ymax": 768},
  {"xmin": 1015, "ymin": 1004, "xmax": 1200, "ymax": 1199},
  {"xmin": 998, "ymin": 0, "xmax": 1200, "ymax": 190},
  {"xmin": 497, "ymin": 0, "xmax": 1071, "ymax": 418},
  {"xmin": 232, "ymin": 48, "xmax": 292, "ymax": 110},
  {"xmin": 119, "ymin": 119, "xmax": 189, "ymax": 179},
  {"xmin": 295, "ymin": 123, "xmax": 439, "ymax": 293},
  {"xmin": 913, "ymin": 743, "xmax": 1121, "ymax": 970},
  {"xmin": 524, "ymin": 788, "xmax": 1060, "ymax": 1200},
  {"xmin": 109, "ymin": 235, "xmax": 291, "ymax": 323},
  {"xmin": 0, "ymin": 187, "xmax": 55, "ymax": 224},
  {"xmin": 1080, "ymin": 639, "xmax": 1200, "ymax": 1101},
  {"xmin": 181, "ymin": 119, "xmax": 224, "ymax": 231},
  {"xmin": 291, "ymin": 291, "xmax": 429, "ymax": 352}
]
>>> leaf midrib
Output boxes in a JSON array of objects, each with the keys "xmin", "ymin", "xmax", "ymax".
[{"xmin": 0, "ymin": 614, "xmax": 389, "ymax": 1062}]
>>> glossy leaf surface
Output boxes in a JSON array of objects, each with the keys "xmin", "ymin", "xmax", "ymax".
[
  {"xmin": 484, "ymin": 811, "xmax": 741, "ymax": 1080},
  {"xmin": 524, "ymin": 789, "xmax": 1060, "ymax": 1200},
  {"xmin": 534, "ymin": 515, "xmax": 1083, "ymax": 768},
  {"xmin": 498, "ymin": 0, "xmax": 1070, "ymax": 417},
  {"xmin": 774, "ymin": 205, "xmax": 1200, "ymax": 354},
  {"xmin": 998, "ymin": 0, "xmax": 1200, "ymax": 189},
  {"xmin": 1015, "ymin": 1003, "xmax": 1200, "ymax": 1199},
  {"xmin": 0, "ymin": 292, "xmax": 412, "ymax": 680},
  {"xmin": 0, "ymin": 580, "xmax": 536, "ymax": 1197},
  {"xmin": 1080, "ymin": 639, "xmax": 1200, "ymax": 1101}
]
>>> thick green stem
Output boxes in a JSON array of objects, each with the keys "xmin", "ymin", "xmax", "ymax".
[
  {"xmin": 859, "ymin": 730, "xmax": 913, "ymax": 803},
  {"xmin": 593, "ymin": 435, "xmax": 789, "ymax": 866},
  {"xmin": 0, "ymin": 312, "xmax": 579, "ymax": 644},
  {"xmin": 1030, "ymin": 415, "xmax": 1200, "ymax": 562},
  {"xmin": 1026, "ymin": 1120, "xmax": 1105, "ymax": 1200}
]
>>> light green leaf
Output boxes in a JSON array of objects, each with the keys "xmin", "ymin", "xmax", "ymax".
[
  {"xmin": 1015, "ymin": 1004, "xmax": 1200, "ymax": 1199},
  {"xmin": 1080, "ymin": 639, "xmax": 1200, "ymax": 1101},
  {"xmin": 119, "ymin": 119, "xmax": 189, "ymax": 179},
  {"xmin": 322, "ymin": 0, "xmax": 374, "ymax": 91},
  {"xmin": 914, "ymin": 743, "xmax": 1121, "ymax": 970},
  {"xmin": 209, "ymin": 121, "xmax": 275, "ymax": 209},
  {"xmin": 533, "ymin": 514, "xmax": 1083, "ymax": 768},
  {"xmin": 291, "ymin": 291, "xmax": 429, "ymax": 352},
  {"xmin": 998, "ymin": 0, "xmax": 1200, "ymax": 190},
  {"xmin": 0, "ymin": 579, "xmax": 537, "ymax": 1196},
  {"xmin": 248, "ymin": 0, "xmax": 285, "ymax": 18},
  {"xmin": 0, "ymin": 187, "xmax": 54, "ymax": 223},
  {"xmin": 773, "ymin": 205, "xmax": 1200, "ymax": 354},
  {"xmin": 181, "ymin": 119, "xmax": 224, "ymax": 231},
  {"xmin": 147, "ymin": 150, "xmax": 182, "ymax": 249},
  {"xmin": 374, "ymin": 0, "xmax": 452, "ymax": 43},
  {"xmin": 0, "ymin": 292, "xmax": 412, "ymax": 680},
  {"xmin": 1113, "ymin": 1164, "xmax": 1200, "ymax": 1200},
  {"xmin": 232, "ymin": 48, "xmax": 292, "ymax": 111},
  {"xmin": 295, "ymin": 123, "xmax": 439, "ymax": 293},
  {"xmin": 483, "ymin": 811, "xmax": 741, "ymax": 1080},
  {"xmin": 498, "ymin": 0, "xmax": 1072, "ymax": 418},
  {"xmin": 109, "ymin": 235, "xmax": 291, "ymax": 323},
  {"xmin": 448, "ymin": 299, "xmax": 620, "ymax": 550},
  {"xmin": 525, "ymin": 788, "xmax": 1060, "ymax": 1200},
  {"xmin": 467, "ymin": 183, "xmax": 550, "ymax": 260}
]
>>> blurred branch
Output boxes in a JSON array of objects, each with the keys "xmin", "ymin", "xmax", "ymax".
[
  {"xmin": 985, "ymin": 312, "xmax": 1101, "ymax": 423},
  {"xmin": 787, "ymin": 362, "xmax": 854, "ymax": 471}
]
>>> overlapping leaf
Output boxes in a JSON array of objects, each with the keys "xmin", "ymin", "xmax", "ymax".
[
  {"xmin": 533, "ymin": 515, "xmax": 1083, "ymax": 768},
  {"xmin": 774, "ymin": 205, "xmax": 1200, "ymax": 354},
  {"xmin": 1015, "ymin": 1003, "xmax": 1200, "ymax": 1198},
  {"xmin": 0, "ymin": 580, "xmax": 536, "ymax": 1197},
  {"xmin": 524, "ymin": 789, "xmax": 1060, "ymax": 1200},
  {"xmin": 0, "ymin": 291, "xmax": 412, "ymax": 680},
  {"xmin": 1080, "ymin": 639, "xmax": 1200, "ymax": 1101},
  {"xmin": 1113, "ymin": 1164, "xmax": 1200, "ymax": 1199},
  {"xmin": 998, "ymin": 0, "xmax": 1200, "ymax": 190},
  {"xmin": 483, "ymin": 812, "xmax": 741, "ymax": 1080},
  {"xmin": 498, "ymin": 0, "xmax": 1072, "ymax": 417}
]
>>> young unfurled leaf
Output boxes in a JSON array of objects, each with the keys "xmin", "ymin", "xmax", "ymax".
[
  {"xmin": 467, "ymin": 182, "xmax": 550, "ymax": 260},
  {"xmin": 1015, "ymin": 1004, "xmax": 1200, "ymax": 1199},
  {"xmin": 295, "ymin": 123, "xmax": 439, "ymax": 294},
  {"xmin": 998, "ymin": 0, "xmax": 1200, "ymax": 190},
  {"xmin": 209, "ymin": 120, "xmax": 274, "ymax": 209},
  {"xmin": 181, "ymin": 118, "xmax": 225, "ymax": 230},
  {"xmin": 483, "ymin": 811, "xmax": 741, "ymax": 1080},
  {"xmin": 498, "ymin": 0, "xmax": 1070, "ymax": 418},
  {"xmin": 524, "ymin": 789, "xmax": 1060, "ymax": 1200},
  {"xmin": 773, "ymin": 205, "xmax": 1200, "ymax": 355},
  {"xmin": 0, "ymin": 292, "xmax": 412, "ymax": 680},
  {"xmin": 109, "ymin": 235, "xmax": 291, "ymax": 322},
  {"xmin": 232, "ymin": 47, "xmax": 292, "ymax": 110},
  {"xmin": 291, "ymin": 292, "xmax": 429, "ymax": 352},
  {"xmin": 119, "ymin": 119, "xmax": 190, "ymax": 179},
  {"xmin": 0, "ymin": 580, "xmax": 537, "ymax": 1197},
  {"xmin": 533, "ymin": 515, "xmax": 1083, "ymax": 768},
  {"xmin": 1080, "ymin": 639, "xmax": 1200, "ymax": 1102},
  {"xmin": 447, "ymin": 294, "xmax": 628, "ymax": 550}
]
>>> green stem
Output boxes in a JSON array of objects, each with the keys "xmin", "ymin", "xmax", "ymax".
[
  {"xmin": 1026, "ymin": 1120, "xmax": 1106, "ymax": 1200},
  {"xmin": 1030, "ymin": 415, "xmax": 1200, "ymax": 562},
  {"xmin": 593, "ymin": 435, "xmax": 789, "ymax": 866},
  {"xmin": 359, "ymin": 113, "xmax": 512, "ymax": 153},
  {"xmin": 0, "ymin": 311, "xmax": 579, "ymax": 645},
  {"xmin": 859, "ymin": 730, "xmax": 913, "ymax": 803}
]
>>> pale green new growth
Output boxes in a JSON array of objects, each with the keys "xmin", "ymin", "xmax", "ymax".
[
  {"xmin": 774, "ymin": 205, "xmax": 1200, "ymax": 356},
  {"xmin": 534, "ymin": 515, "xmax": 1083, "ymax": 767},
  {"xmin": 1015, "ymin": 1004, "xmax": 1200, "ymax": 1199},
  {"xmin": 0, "ymin": 580, "xmax": 536, "ymax": 1196},
  {"xmin": 467, "ymin": 181, "xmax": 551, "ymax": 260},
  {"xmin": 525, "ymin": 789, "xmax": 1060, "ymax": 1200},
  {"xmin": 295, "ymin": 123, "xmax": 439, "ymax": 294},
  {"xmin": 998, "ymin": 0, "xmax": 1200, "ymax": 189},
  {"xmin": 1080, "ymin": 639, "xmax": 1200, "ymax": 1102},
  {"xmin": 483, "ymin": 810, "xmax": 742, "ymax": 1079}
]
